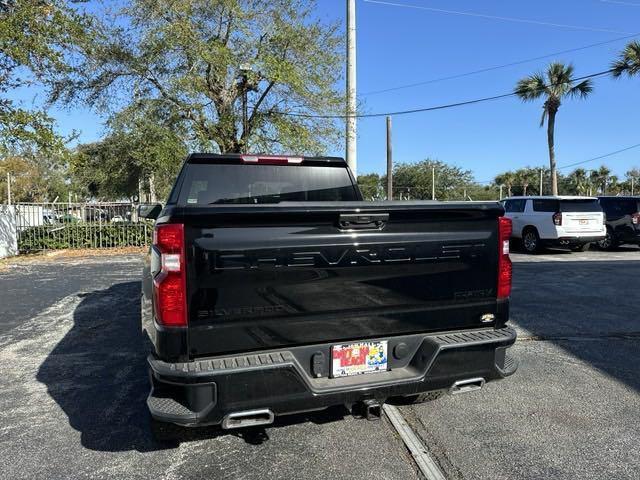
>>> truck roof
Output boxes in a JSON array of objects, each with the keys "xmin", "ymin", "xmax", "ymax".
[{"xmin": 186, "ymin": 153, "xmax": 347, "ymax": 165}]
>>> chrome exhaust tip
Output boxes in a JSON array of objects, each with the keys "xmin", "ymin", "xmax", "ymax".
[
  {"xmin": 221, "ymin": 409, "xmax": 275, "ymax": 429},
  {"xmin": 449, "ymin": 377, "xmax": 485, "ymax": 395}
]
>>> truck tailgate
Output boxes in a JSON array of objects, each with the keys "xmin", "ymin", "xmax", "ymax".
[{"xmin": 179, "ymin": 202, "xmax": 505, "ymax": 358}]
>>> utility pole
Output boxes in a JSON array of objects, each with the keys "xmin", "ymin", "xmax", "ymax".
[
  {"xmin": 6, "ymin": 173, "xmax": 11, "ymax": 206},
  {"xmin": 539, "ymin": 169, "xmax": 543, "ymax": 196},
  {"xmin": 632, "ymin": 177, "xmax": 635, "ymax": 195},
  {"xmin": 499, "ymin": 185, "xmax": 504, "ymax": 200},
  {"xmin": 431, "ymin": 166, "xmax": 435, "ymax": 200},
  {"xmin": 346, "ymin": 0, "xmax": 357, "ymax": 175},
  {"xmin": 386, "ymin": 116, "xmax": 393, "ymax": 200}
]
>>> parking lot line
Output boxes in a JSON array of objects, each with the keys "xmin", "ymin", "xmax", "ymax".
[{"xmin": 383, "ymin": 404, "xmax": 447, "ymax": 480}]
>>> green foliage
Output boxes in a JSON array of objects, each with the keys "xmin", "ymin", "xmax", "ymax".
[
  {"xmin": 0, "ymin": 0, "xmax": 89, "ymax": 153},
  {"xmin": 0, "ymin": 149, "xmax": 72, "ymax": 202},
  {"xmin": 495, "ymin": 164, "xmax": 634, "ymax": 196},
  {"xmin": 52, "ymin": 0, "xmax": 345, "ymax": 155},
  {"xmin": 514, "ymin": 62, "xmax": 593, "ymax": 195},
  {"xmin": 71, "ymin": 104, "xmax": 188, "ymax": 200},
  {"xmin": 391, "ymin": 159, "xmax": 474, "ymax": 200},
  {"xmin": 18, "ymin": 222, "xmax": 152, "ymax": 251},
  {"xmin": 495, "ymin": 167, "xmax": 550, "ymax": 196},
  {"xmin": 357, "ymin": 173, "xmax": 385, "ymax": 200},
  {"xmin": 612, "ymin": 41, "xmax": 640, "ymax": 78}
]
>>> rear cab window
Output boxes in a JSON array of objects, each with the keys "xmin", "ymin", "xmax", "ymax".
[{"xmin": 177, "ymin": 161, "xmax": 360, "ymax": 205}]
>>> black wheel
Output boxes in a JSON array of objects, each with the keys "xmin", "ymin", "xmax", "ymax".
[
  {"xmin": 570, "ymin": 243, "xmax": 589, "ymax": 252},
  {"xmin": 596, "ymin": 229, "xmax": 618, "ymax": 251},
  {"xmin": 522, "ymin": 228, "xmax": 541, "ymax": 254}
]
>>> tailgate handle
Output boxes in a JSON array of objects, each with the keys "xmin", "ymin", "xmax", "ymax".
[{"xmin": 339, "ymin": 213, "xmax": 389, "ymax": 230}]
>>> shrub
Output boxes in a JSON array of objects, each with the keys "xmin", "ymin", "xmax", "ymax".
[{"xmin": 18, "ymin": 222, "xmax": 153, "ymax": 252}]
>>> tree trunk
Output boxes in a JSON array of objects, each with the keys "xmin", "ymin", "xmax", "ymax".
[{"xmin": 547, "ymin": 108, "xmax": 558, "ymax": 195}]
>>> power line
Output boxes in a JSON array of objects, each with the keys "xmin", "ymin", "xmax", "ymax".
[
  {"xmin": 273, "ymin": 68, "xmax": 614, "ymax": 119},
  {"xmin": 361, "ymin": 33, "xmax": 640, "ymax": 96},
  {"xmin": 363, "ymin": 0, "xmax": 633, "ymax": 35},
  {"xmin": 558, "ymin": 142, "xmax": 640, "ymax": 169}
]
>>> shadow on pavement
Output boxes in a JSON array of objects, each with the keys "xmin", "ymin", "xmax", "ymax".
[
  {"xmin": 36, "ymin": 281, "xmax": 347, "ymax": 451},
  {"xmin": 511, "ymin": 260, "xmax": 640, "ymax": 393}
]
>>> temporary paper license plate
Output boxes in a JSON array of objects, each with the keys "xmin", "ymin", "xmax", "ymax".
[{"xmin": 331, "ymin": 341, "xmax": 388, "ymax": 378}]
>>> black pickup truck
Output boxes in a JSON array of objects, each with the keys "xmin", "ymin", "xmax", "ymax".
[{"xmin": 139, "ymin": 153, "xmax": 517, "ymax": 436}]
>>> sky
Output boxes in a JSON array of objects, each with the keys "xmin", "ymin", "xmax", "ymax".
[{"xmin": 11, "ymin": 0, "xmax": 640, "ymax": 182}]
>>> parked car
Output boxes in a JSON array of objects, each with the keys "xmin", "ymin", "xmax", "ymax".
[
  {"xmin": 502, "ymin": 196, "xmax": 605, "ymax": 253},
  {"xmin": 597, "ymin": 196, "xmax": 640, "ymax": 249},
  {"xmin": 139, "ymin": 153, "xmax": 517, "ymax": 439}
]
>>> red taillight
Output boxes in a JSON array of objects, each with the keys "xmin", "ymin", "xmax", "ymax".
[
  {"xmin": 497, "ymin": 216, "xmax": 512, "ymax": 299},
  {"xmin": 632, "ymin": 213, "xmax": 640, "ymax": 225},
  {"xmin": 552, "ymin": 212, "xmax": 562, "ymax": 226},
  {"xmin": 153, "ymin": 223, "xmax": 187, "ymax": 327}
]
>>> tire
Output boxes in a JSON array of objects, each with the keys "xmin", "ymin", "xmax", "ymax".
[
  {"xmin": 596, "ymin": 229, "xmax": 618, "ymax": 251},
  {"xmin": 522, "ymin": 228, "xmax": 541, "ymax": 254},
  {"xmin": 571, "ymin": 243, "xmax": 590, "ymax": 252}
]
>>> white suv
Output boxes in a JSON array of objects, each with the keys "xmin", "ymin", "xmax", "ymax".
[{"xmin": 502, "ymin": 196, "xmax": 606, "ymax": 253}]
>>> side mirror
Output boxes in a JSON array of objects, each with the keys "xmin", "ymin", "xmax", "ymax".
[{"xmin": 138, "ymin": 203, "xmax": 162, "ymax": 220}]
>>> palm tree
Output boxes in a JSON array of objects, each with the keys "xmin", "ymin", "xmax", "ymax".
[
  {"xmin": 495, "ymin": 171, "xmax": 516, "ymax": 197},
  {"xmin": 515, "ymin": 63, "xmax": 593, "ymax": 195},
  {"xmin": 568, "ymin": 168, "xmax": 589, "ymax": 195},
  {"xmin": 612, "ymin": 41, "xmax": 640, "ymax": 78}
]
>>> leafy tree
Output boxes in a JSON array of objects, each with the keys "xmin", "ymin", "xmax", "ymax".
[
  {"xmin": 563, "ymin": 168, "xmax": 590, "ymax": 195},
  {"xmin": 72, "ymin": 106, "xmax": 188, "ymax": 200},
  {"xmin": 391, "ymin": 159, "xmax": 474, "ymax": 201},
  {"xmin": 494, "ymin": 171, "xmax": 516, "ymax": 197},
  {"xmin": 357, "ymin": 173, "xmax": 384, "ymax": 200},
  {"xmin": 626, "ymin": 168, "xmax": 640, "ymax": 195},
  {"xmin": 612, "ymin": 41, "xmax": 640, "ymax": 78},
  {"xmin": 51, "ymin": 0, "xmax": 345, "ymax": 155},
  {"xmin": 588, "ymin": 165, "xmax": 614, "ymax": 195},
  {"xmin": 0, "ymin": 148, "xmax": 71, "ymax": 202},
  {"xmin": 0, "ymin": 0, "xmax": 89, "ymax": 152},
  {"xmin": 515, "ymin": 62, "xmax": 593, "ymax": 195}
]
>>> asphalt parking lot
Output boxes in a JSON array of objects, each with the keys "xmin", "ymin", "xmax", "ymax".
[{"xmin": 0, "ymin": 247, "xmax": 639, "ymax": 479}]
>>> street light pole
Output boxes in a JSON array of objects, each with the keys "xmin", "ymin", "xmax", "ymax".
[
  {"xmin": 6, "ymin": 172, "xmax": 11, "ymax": 206},
  {"xmin": 539, "ymin": 169, "xmax": 543, "ymax": 196},
  {"xmin": 346, "ymin": 0, "xmax": 357, "ymax": 175},
  {"xmin": 386, "ymin": 116, "xmax": 393, "ymax": 200},
  {"xmin": 432, "ymin": 166, "xmax": 435, "ymax": 200}
]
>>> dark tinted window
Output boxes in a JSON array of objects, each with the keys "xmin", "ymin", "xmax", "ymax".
[
  {"xmin": 533, "ymin": 199, "xmax": 559, "ymax": 212},
  {"xmin": 559, "ymin": 199, "xmax": 602, "ymax": 212},
  {"xmin": 179, "ymin": 163, "xmax": 359, "ymax": 205},
  {"xmin": 599, "ymin": 198, "xmax": 639, "ymax": 215},
  {"xmin": 504, "ymin": 199, "xmax": 526, "ymax": 212}
]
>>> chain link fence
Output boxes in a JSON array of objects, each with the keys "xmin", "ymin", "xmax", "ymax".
[{"xmin": 14, "ymin": 202, "xmax": 152, "ymax": 252}]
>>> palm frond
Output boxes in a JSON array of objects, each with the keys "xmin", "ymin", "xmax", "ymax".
[
  {"xmin": 547, "ymin": 62, "xmax": 574, "ymax": 96},
  {"xmin": 539, "ymin": 106, "xmax": 548, "ymax": 127},
  {"xmin": 568, "ymin": 79, "xmax": 593, "ymax": 99},
  {"xmin": 611, "ymin": 40, "xmax": 640, "ymax": 77},
  {"xmin": 514, "ymin": 72, "xmax": 546, "ymax": 101}
]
